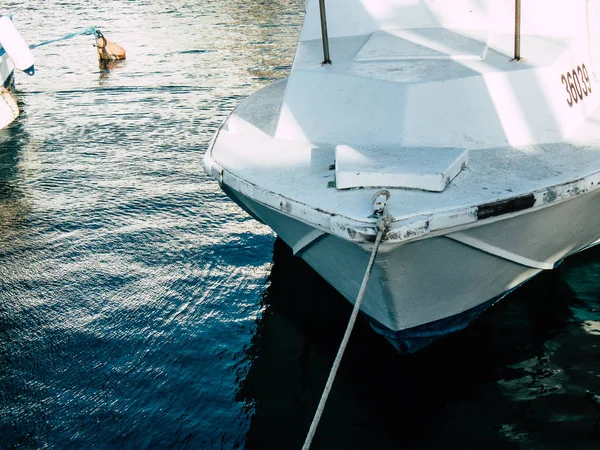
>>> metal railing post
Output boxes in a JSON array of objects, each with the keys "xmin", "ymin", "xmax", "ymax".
[
  {"xmin": 318, "ymin": 0, "xmax": 331, "ymax": 64},
  {"xmin": 514, "ymin": 0, "xmax": 521, "ymax": 60}
]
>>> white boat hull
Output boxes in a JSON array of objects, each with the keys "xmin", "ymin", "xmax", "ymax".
[
  {"xmin": 0, "ymin": 52, "xmax": 14, "ymax": 88},
  {"xmin": 0, "ymin": 52, "xmax": 17, "ymax": 131},
  {"xmin": 205, "ymin": 0, "xmax": 600, "ymax": 352},
  {"xmin": 0, "ymin": 15, "xmax": 35, "ymax": 131},
  {"xmin": 221, "ymin": 181, "xmax": 600, "ymax": 352}
]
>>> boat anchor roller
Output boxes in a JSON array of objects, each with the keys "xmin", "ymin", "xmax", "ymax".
[{"xmin": 303, "ymin": 190, "xmax": 391, "ymax": 450}]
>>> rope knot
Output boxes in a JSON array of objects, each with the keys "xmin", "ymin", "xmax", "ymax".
[
  {"xmin": 372, "ymin": 189, "xmax": 391, "ymax": 237},
  {"xmin": 376, "ymin": 214, "xmax": 392, "ymax": 236}
]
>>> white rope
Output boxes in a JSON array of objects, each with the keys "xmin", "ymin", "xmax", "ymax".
[
  {"xmin": 302, "ymin": 200, "xmax": 389, "ymax": 449},
  {"xmin": 0, "ymin": 88, "xmax": 19, "ymax": 130}
]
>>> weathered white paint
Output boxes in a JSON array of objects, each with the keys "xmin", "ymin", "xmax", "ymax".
[{"xmin": 204, "ymin": 0, "xmax": 600, "ymax": 344}]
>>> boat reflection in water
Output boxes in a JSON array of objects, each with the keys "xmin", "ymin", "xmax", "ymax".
[
  {"xmin": 236, "ymin": 238, "xmax": 600, "ymax": 449},
  {"xmin": 0, "ymin": 115, "xmax": 32, "ymax": 240}
]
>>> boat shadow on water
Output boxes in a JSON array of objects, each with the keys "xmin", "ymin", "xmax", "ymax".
[
  {"xmin": 236, "ymin": 238, "xmax": 600, "ymax": 450},
  {"xmin": 0, "ymin": 111, "xmax": 31, "ymax": 233}
]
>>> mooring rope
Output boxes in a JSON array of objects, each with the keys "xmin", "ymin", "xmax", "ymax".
[
  {"xmin": 0, "ymin": 88, "xmax": 19, "ymax": 129},
  {"xmin": 302, "ymin": 190, "xmax": 391, "ymax": 450},
  {"xmin": 28, "ymin": 26, "xmax": 98, "ymax": 50}
]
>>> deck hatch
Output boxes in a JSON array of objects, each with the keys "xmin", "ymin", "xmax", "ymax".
[{"xmin": 334, "ymin": 144, "xmax": 468, "ymax": 191}]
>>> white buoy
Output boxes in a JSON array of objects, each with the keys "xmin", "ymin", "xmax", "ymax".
[{"xmin": 0, "ymin": 16, "xmax": 34, "ymax": 75}]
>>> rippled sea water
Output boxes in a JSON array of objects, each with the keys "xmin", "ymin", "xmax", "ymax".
[{"xmin": 0, "ymin": 1, "xmax": 599, "ymax": 449}]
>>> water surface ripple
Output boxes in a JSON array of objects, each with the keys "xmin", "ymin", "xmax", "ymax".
[{"xmin": 0, "ymin": 1, "xmax": 599, "ymax": 449}]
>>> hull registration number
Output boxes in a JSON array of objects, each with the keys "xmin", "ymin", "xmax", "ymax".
[{"xmin": 561, "ymin": 64, "xmax": 593, "ymax": 107}]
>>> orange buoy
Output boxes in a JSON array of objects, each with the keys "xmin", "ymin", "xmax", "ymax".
[{"xmin": 96, "ymin": 30, "xmax": 126, "ymax": 61}]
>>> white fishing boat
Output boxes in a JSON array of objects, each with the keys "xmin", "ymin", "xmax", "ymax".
[
  {"xmin": 204, "ymin": 0, "xmax": 600, "ymax": 353},
  {"xmin": 0, "ymin": 14, "xmax": 34, "ymax": 130}
]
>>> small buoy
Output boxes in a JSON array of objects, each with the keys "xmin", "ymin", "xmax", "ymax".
[
  {"xmin": 0, "ymin": 16, "xmax": 35, "ymax": 75},
  {"xmin": 95, "ymin": 30, "xmax": 126, "ymax": 61}
]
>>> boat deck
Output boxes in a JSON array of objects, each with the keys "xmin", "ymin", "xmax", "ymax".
[
  {"xmin": 207, "ymin": 27, "xmax": 600, "ymax": 243},
  {"xmin": 208, "ymin": 77, "xmax": 600, "ymax": 242},
  {"xmin": 293, "ymin": 30, "xmax": 572, "ymax": 83}
]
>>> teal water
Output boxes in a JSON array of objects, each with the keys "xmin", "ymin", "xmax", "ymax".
[{"xmin": 0, "ymin": 1, "xmax": 599, "ymax": 449}]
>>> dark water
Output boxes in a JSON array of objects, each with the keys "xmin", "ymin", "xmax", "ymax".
[{"xmin": 0, "ymin": 1, "xmax": 599, "ymax": 449}]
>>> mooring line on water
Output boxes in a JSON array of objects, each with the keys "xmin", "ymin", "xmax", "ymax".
[
  {"xmin": 28, "ymin": 26, "xmax": 98, "ymax": 50},
  {"xmin": 302, "ymin": 190, "xmax": 391, "ymax": 450}
]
